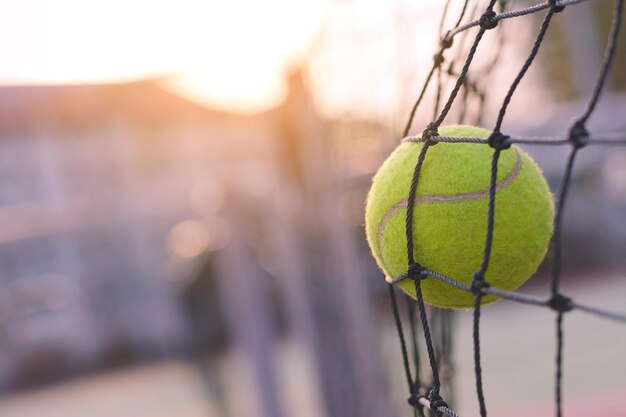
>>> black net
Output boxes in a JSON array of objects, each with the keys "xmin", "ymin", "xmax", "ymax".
[{"xmin": 387, "ymin": 1, "xmax": 626, "ymax": 416}]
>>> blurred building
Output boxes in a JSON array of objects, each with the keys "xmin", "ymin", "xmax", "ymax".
[{"xmin": 0, "ymin": 79, "xmax": 278, "ymax": 390}]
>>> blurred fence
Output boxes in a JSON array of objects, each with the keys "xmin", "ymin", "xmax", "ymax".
[{"xmin": 0, "ymin": 2, "xmax": 626, "ymax": 414}]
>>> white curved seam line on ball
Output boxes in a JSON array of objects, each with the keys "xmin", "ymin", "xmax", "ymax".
[{"xmin": 377, "ymin": 148, "xmax": 523, "ymax": 283}]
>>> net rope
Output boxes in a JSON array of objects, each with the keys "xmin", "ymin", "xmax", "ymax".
[{"xmin": 387, "ymin": 0, "xmax": 626, "ymax": 416}]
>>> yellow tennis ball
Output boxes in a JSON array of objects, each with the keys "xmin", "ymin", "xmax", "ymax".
[{"xmin": 365, "ymin": 125, "xmax": 554, "ymax": 308}]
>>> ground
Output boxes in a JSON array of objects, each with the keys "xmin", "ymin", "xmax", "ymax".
[{"xmin": 0, "ymin": 270, "xmax": 623, "ymax": 417}]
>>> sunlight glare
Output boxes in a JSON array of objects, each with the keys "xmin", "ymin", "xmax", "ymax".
[{"xmin": 0, "ymin": 0, "xmax": 328, "ymax": 113}]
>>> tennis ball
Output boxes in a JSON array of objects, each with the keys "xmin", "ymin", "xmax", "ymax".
[{"xmin": 365, "ymin": 125, "xmax": 554, "ymax": 308}]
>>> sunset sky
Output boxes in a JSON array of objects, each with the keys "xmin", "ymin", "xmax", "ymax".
[
  {"xmin": 0, "ymin": 0, "xmax": 328, "ymax": 113},
  {"xmin": 1, "ymin": 0, "xmax": 513, "ymax": 119}
]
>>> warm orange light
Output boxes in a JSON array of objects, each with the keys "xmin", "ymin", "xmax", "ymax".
[
  {"xmin": 167, "ymin": 216, "xmax": 230, "ymax": 258},
  {"xmin": 1, "ymin": 0, "xmax": 328, "ymax": 113},
  {"xmin": 168, "ymin": 220, "xmax": 211, "ymax": 258}
]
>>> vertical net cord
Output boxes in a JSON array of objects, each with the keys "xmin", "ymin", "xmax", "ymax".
[
  {"xmin": 476, "ymin": 150, "xmax": 502, "ymax": 276},
  {"xmin": 432, "ymin": 23, "xmax": 490, "ymax": 128},
  {"xmin": 550, "ymin": 2, "xmax": 623, "ymax": 416},
  {"xmin": 471, "ymin": 148, "xmax": 502, "ymax": 417},
  {"xmin": 456, "ymin": 80, "xmax": 470, "ymax": 124},
  {"xmin": 439, "ymin": 310, "xmax": 454, "ymax": 407},
  {"xmin": 434, "ymin": 66, "xmax": 443, "ymax": 121},
  {"xmin": 413, "ymin": 4, "xmax": 463, "ymax": 411},
  {"xmin": 433, "ymin": 0, "xmax": 451, "ymax": 123},
  {"xmin": 402, "ymin": 0, "xmax": 471, "ymax": 138},
  {"xmin": 402, "ymin": 2, "xmax": 500, "ymax": 412},
  {"xmin": 403, "ymin": 66, "xmax": 439, "ymax": 138},
  {"xmin": 471, "ymin": 3, "xmax": 560, "ymax": 416},
  {"xmin": 451, "ymin": 1, "xmax": 507, "ymax": 126},
  {"xmin": 493, "ymin": 4, "xmax": 557, "ymax": 133},
  {"xmin": 405, "ymin": 6, "xmax": 454, "ymax": 412},
  {"xmin": 549, "ymin": 0, "xmax": 624, "ymax": 295},
  {"xmin": 554, "ymin": 310, "xmax": 565, "ymax": 417},
  {"xmin": 550, "ymin": 148, "xmax": 577, "ymax": 417},
  {"xmin": 416, "ymin": 280, "xmax": 441, "ymax": 416},
  {"xmin": 438, "ymin": 0, "xmax": 452, "ymax": 37},
  {"xmin": 576, "ymin": 0, "xmax": 624, "ymax": 125},
  {"xmin": 452, "ymin": 0, "xmax": 470, "ymax": 29},
  {"xmin": 408, "ymin": 300, "xmax": 426, "ymax": 417},
  {"xmin": 550, "ymin": 149, "xmax": 578, "ymax": 296},
  {"xmin": 450, "ymin": 0, "xmax": 481, "ymax": 71},
  {"xmin": 477, "ymin": 1, "xmax": 509, "ymax": 125},
  {"xmin": 430, "ymin": 0, "xmax": 500, "ymax": 129},
  {"xmin": 388, "ymin": 284, "xmax": 416, "ymax": 396},
  {"xmin": 406, "ymin": 144, "xmax": 442, "ymax": 394},
  {"xmin": 472, "ymin": 292, "xmax": 486, "ymax": 417}
]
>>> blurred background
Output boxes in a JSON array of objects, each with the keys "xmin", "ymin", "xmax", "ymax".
[{"xmin": 0, "ymin": 0, "xmax": 625, "ymax": 416}]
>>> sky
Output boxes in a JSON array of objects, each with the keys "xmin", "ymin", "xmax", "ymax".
[
  {"xmin": 0, "ymin": 0, "xmax": 538, "ymax": 121},
  {"xmin": 0, "ymin": 0, "xmax": 328, "ymax": 113}
]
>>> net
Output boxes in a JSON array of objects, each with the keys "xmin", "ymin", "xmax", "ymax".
[{"xmin": 387, "ymin": 1, "xmax": 626, "ymax": 416}]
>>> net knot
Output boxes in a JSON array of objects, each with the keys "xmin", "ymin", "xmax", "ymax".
[
  {"xmin": 407, "ymin": 393, "xmax": 422, "ymax": 407},
  {"xmin": 549, "ymin": 293, "xmax": 573, "ymax": 313},
  {"xmin": 568, "ymin": 121, "xmax": 589, "ymax": 149},
  {"xmin": 428, "ymin": 390, "xmax": 449, "ymax": 411},
  {"xmin": 479, "ymin": 10, "xmax": 498, "ymax": 30},
  {"xmin": 440, "ymin": 34, "xmax": 453, "ymax": 50},
  {"xmin": 407, "ymin": 263, "xmax": 428, "ymax": 281},
  {"xmin": 433, "ymin": 52, "xmax": 445, "ymax": 67},
  {"xmin": 471, "ymin": 273, "xmax": 490, "ymax": 294},
  {"xmin": 487, "ymin": 131, "xmax": 511, "ymax": 150},
  {"xmin": 551, "ymin": 0, "xmax": 566, "ymax": 13},
  {"xmin": 422, "ymin": 123, "xmax": 440, "ymax": 145}
]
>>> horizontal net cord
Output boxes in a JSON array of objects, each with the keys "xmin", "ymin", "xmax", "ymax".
[
  {"xmin": 570, "ymin": 300, "xmax": 626, "ymax": 323},
  {"xmin": 446, "ymin": 0, "xmax": 594, "ymax": 40},
  {"xmin": 385, "ymin": 269, "xmax": 626, "ymax": 322},
  {"xmin": 402, "ymin": 132, "xmax": 626, "ymax": 145}
]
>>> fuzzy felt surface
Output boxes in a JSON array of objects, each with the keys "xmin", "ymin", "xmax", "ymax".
[{"xmin": 364, "ymin": 125, "xmax": 555, "ymax": 309}]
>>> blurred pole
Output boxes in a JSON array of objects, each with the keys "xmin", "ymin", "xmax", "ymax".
[
  {"xmin": 274, "ymin": 70, "xmax": 396, "ymax": 417},
  {"xmin": 214, "ymin": 198, "xmax": 285, "ymax": 417}
]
